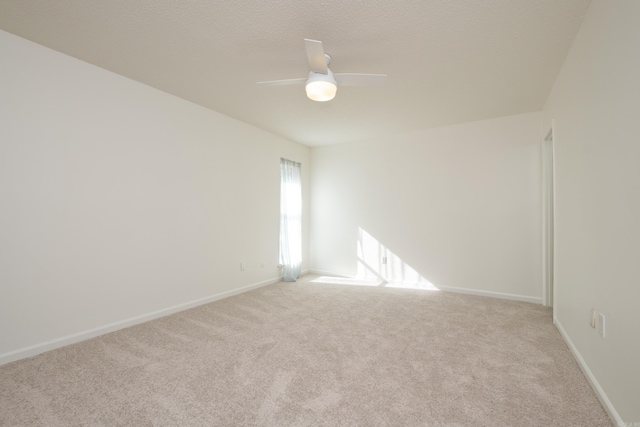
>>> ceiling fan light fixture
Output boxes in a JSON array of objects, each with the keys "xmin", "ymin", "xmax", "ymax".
[{"xmin": 305, "ymin": 70, "xmax": 337, "ymax": 102}]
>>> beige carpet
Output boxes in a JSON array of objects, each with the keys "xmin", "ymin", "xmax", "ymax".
[{"xmin": 0, "ymin": 275, "xmax": 611, "ymax": 426}]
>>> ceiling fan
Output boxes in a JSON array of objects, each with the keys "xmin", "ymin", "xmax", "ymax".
[{"xmin": 257, "ymin": 39, "xmax": 387, "ymax": 102}]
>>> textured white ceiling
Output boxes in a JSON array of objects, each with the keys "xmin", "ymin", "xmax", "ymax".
[{"xmin": 0, "ymin": 0, "xmax": 591, "ymax": 146}]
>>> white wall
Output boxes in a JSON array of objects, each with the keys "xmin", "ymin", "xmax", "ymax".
[
  {"xmin": 310, "ymin": 112, "xmax": 542, "ymax": 302},
  {"xmin": 542, "ymin": 0, "xmax": 640, "ymax": 423},
  {"xmin": 0, "ymin": 30, "xmax": 310, "ymax": 362}
]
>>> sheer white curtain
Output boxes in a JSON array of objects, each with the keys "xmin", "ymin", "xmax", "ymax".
[{"xmin": 280, "ymin": 158, "xmax": 302, "ymax": 282}]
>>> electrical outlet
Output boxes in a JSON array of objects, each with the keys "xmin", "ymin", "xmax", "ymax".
[
  {"xmin": 382, "ymin": 256, "xmax": 387, "ymax": 264},
  {"xmin": 590, "ymin": 309, "xmax": 597, "ymax": 328},
  {"xmin": 240, "ymin": 262, "xmax": 245, "ymax": 271},
  {"xmin": 598, "ymin": 313, "xmax": 606, "ymax": 338}
]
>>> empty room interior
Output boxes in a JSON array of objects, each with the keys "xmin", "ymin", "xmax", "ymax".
[{"xmin": 1, "ymin": 1, "xmax": 638, "ymax": 425}]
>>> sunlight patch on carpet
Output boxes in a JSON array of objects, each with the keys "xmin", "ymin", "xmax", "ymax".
[{"xmin": 310, "ymin": 276, "xmax": 440, "ymax": 291}]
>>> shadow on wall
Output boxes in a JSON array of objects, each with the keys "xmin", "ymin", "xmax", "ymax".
[{"xmin": 312, "ymin": 227, "xmax": 440, "ymax": 291}]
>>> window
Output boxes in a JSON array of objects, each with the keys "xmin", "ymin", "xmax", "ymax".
[{"xmin": 279, "ymin": 158, "xmax": 302, "ymax": 281}]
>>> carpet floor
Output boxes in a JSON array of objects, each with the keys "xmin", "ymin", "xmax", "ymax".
[{"xmin": 0, "ymin": 275, "xmax": 611, "ymax": 426}]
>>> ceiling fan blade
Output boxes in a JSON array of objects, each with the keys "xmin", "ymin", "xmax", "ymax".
[
  {"xmin": 335, "ymin": 73, "xmax": 387, "ymax": 86},
  {"xmin": 257, "ymin": 78, "xmax": 307, "ymax": 86},
  {"xmin": 304, "ymin": 39, "xmax": 328, "ymax": 74}
]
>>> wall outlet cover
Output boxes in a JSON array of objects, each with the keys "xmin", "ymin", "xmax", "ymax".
[{"xmin": 598, "ymin": 313, "xmax": 606, "ymax": 337}]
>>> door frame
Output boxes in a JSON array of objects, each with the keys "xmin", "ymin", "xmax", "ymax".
[{"xmin": 542, "ymin": 123, "xmax": 556, "ymax": 317}]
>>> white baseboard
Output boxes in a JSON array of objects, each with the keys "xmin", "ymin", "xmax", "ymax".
[
  {"xmin": 554, "ymin": 319, "xmax": 623, "ymax": 427},
  {"xmin": 307, "ymin": 270, "xmax": 541, "ymax": 304},
  {"xmin": 0, "ymin": 276, "xmax": 283, "ymax": 367},
  {"xmin": 436, "ymin": 284, "xmax": 541, "ymax": 304}
]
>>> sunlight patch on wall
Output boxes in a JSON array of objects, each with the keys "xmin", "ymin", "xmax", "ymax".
[
  {"xmin": 357, "ymin": 227, "xmax": 439, "ymax": 290},
  {"xmin": 310, "ymin": 228, "xmax": 439, "ymax": 290}
]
